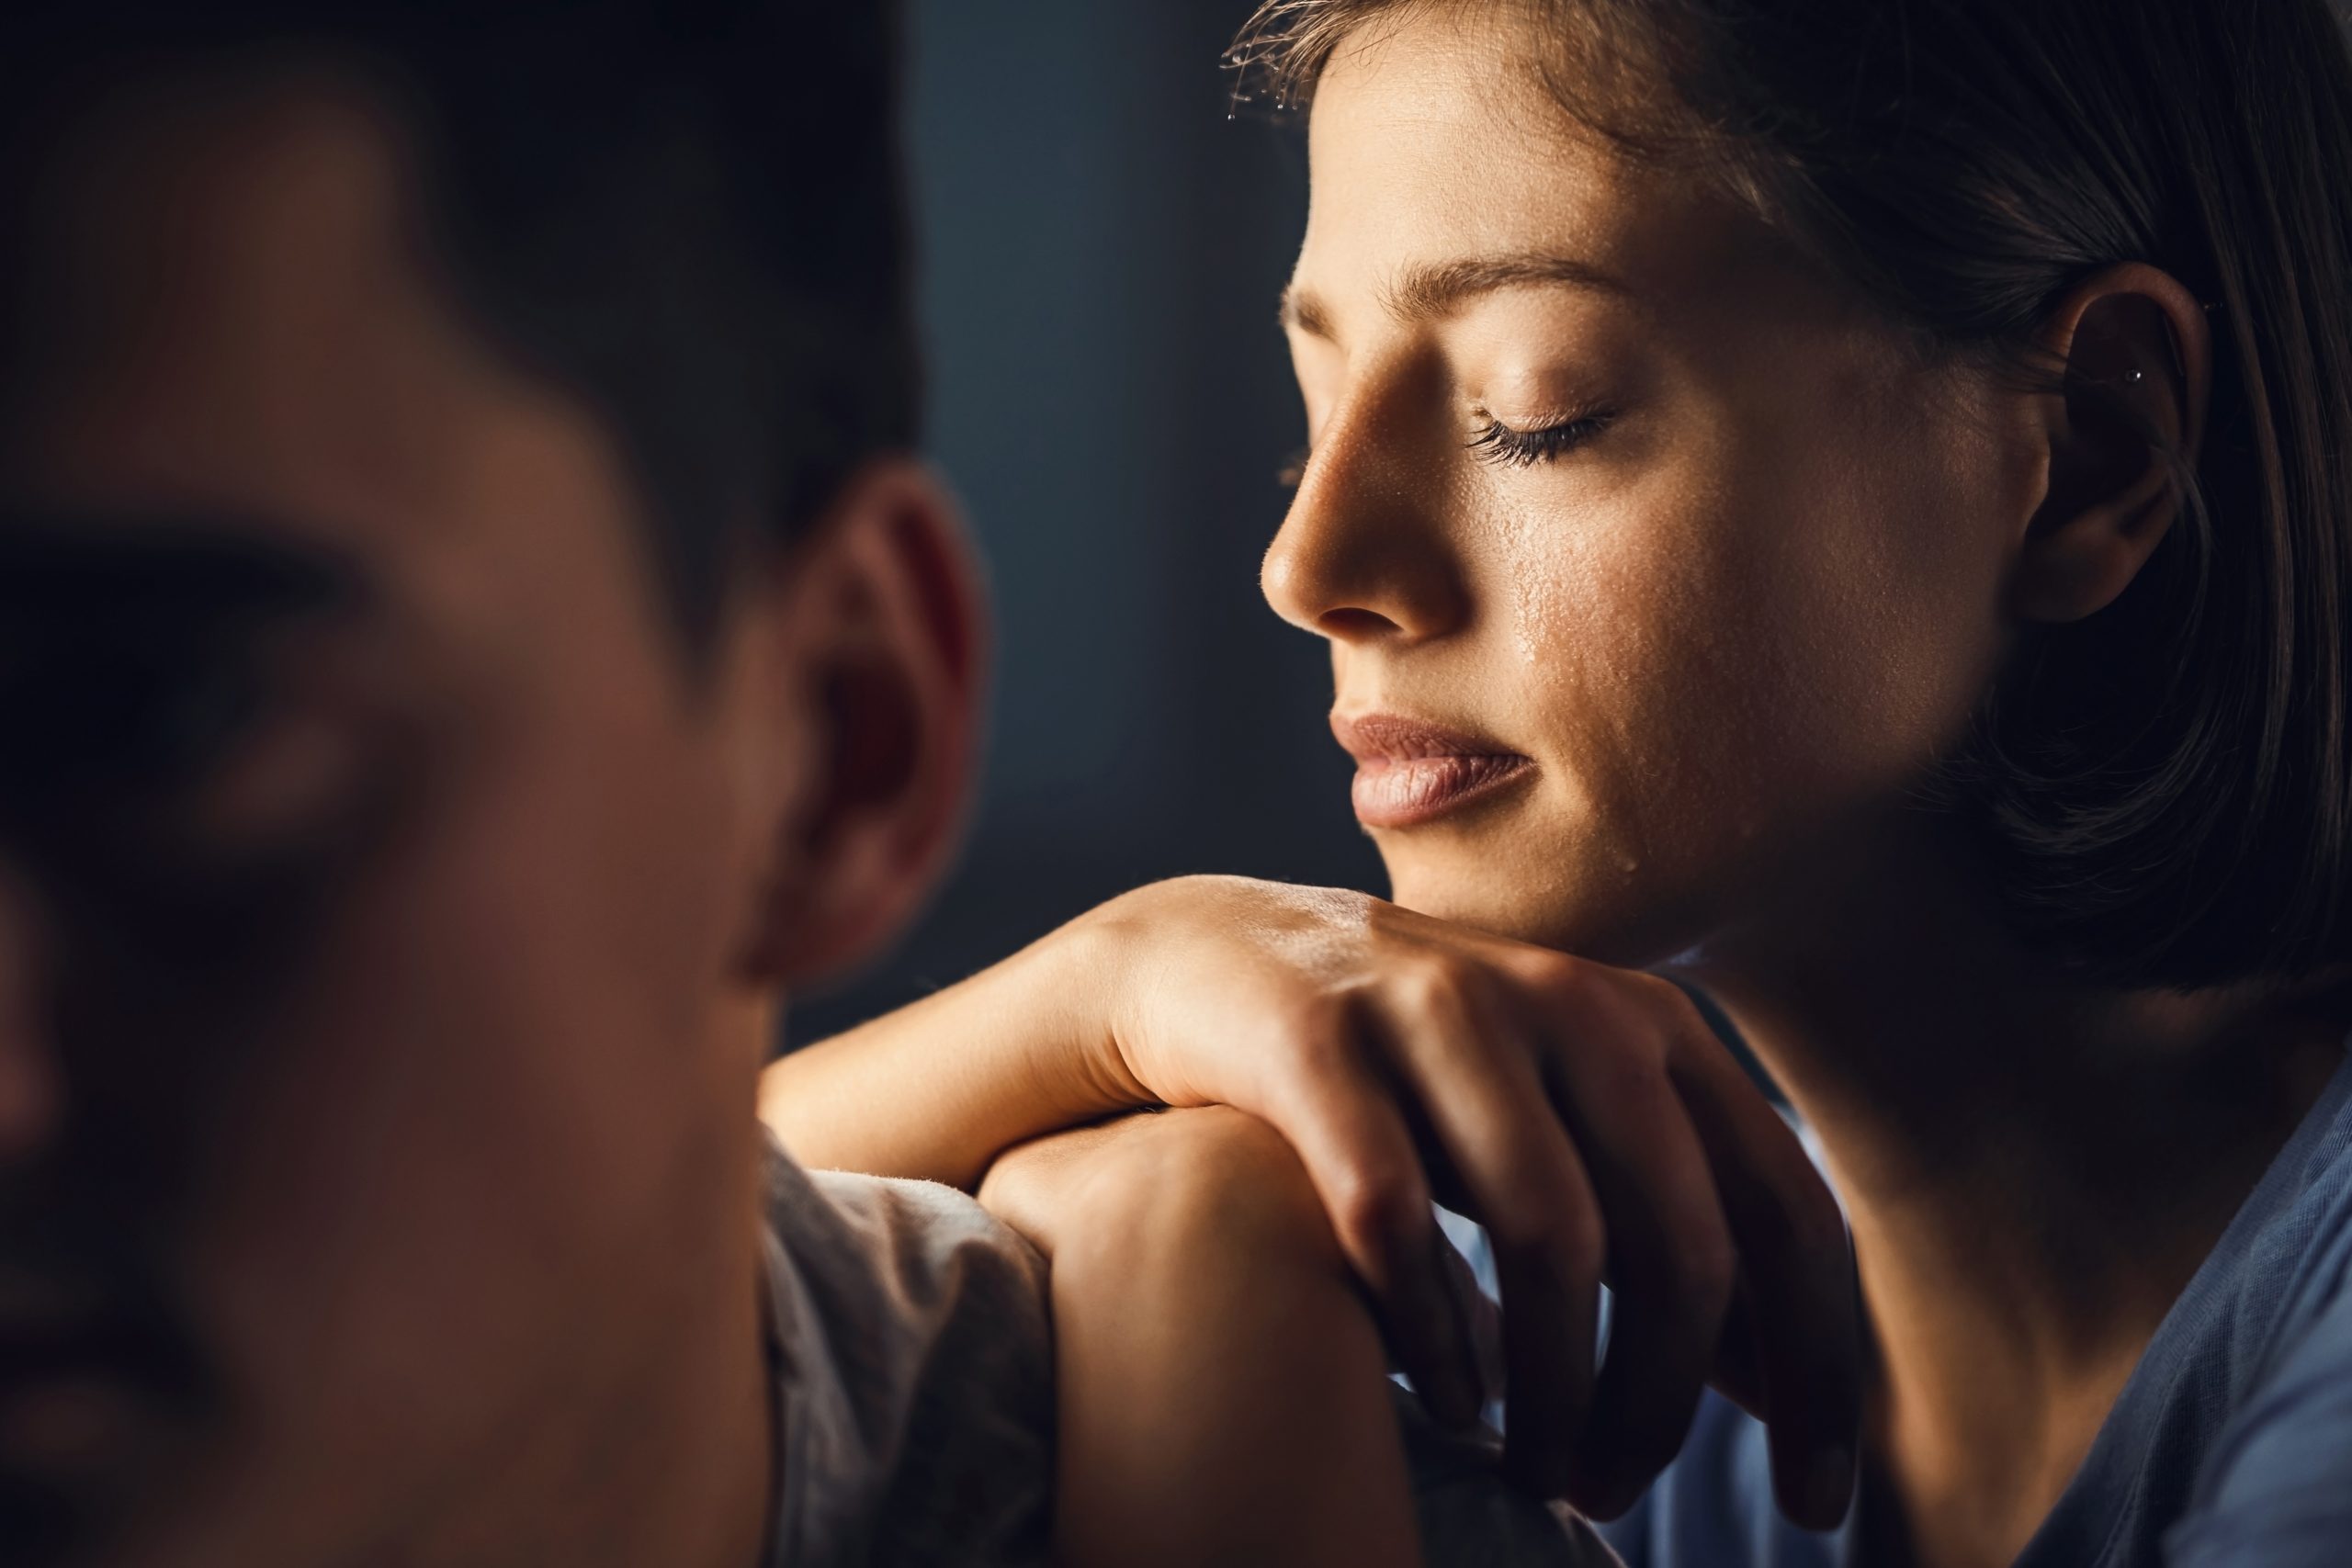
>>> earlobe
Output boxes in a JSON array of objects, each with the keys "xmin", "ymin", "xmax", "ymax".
[
  {"xmin": 2009, "ymin": 265, "xmax": 2211, "ymax": 626},
  {"xmin": 743, "ymin": 461, "xmax": 988, "ymax": 986}
]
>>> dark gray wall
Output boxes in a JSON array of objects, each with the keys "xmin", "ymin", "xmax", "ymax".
[{"xmin": 792, "ymin": 2, "xmax": 1385, "ymax": 1043}]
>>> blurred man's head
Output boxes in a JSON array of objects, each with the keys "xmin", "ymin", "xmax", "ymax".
[{"xmin": 0, "ymin": 5, "xmax": 983, "ymax": 1562}]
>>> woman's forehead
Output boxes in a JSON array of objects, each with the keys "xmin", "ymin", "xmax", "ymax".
[{"xmin": 1292, "ymin": 13, "xmax": 1767, "ymax": 330}]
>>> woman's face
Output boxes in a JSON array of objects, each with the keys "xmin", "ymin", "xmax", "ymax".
[{"xmin": 1271, "ymin": 9, "xmax": 2043, "ymax": 964}]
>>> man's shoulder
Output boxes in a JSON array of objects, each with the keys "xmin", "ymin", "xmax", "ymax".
[
  {"xmin": 780, "ymin": 1156, "xmax": 1049, "ymax": 1325},
  {"xmin": 761, "ymin": 1143, "xmax": 1053, "ymax": 1568}
]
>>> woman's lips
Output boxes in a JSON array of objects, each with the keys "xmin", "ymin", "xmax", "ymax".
[{"xmin": 1332, "ymin": 714, "xmax": 1535, "ymax": 829}]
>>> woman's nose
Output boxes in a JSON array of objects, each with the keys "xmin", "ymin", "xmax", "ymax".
[{"xmin": 1261, "ymin": 398, "xmax": 1471, "ymax": 646}]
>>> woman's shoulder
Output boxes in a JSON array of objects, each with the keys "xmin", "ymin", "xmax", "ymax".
[
  {"xmin": 2161, "ymin": 1055, "xmax": 2352, "ymax": 1563},
  {"xmin": 2187, "ymin": 1046, "xmax": 2352, "ymax": 1412},
  {"xmin": 1596, "ymin": 1051, "xmax": 2352, "ymax": 1568},
  {"xmin": 2018, "ymin": 1045, "xmax": 2352, "ymax": 1567},
  {"xmin": 2162, "ymin": 1245, "xmax": 2352, "ymax": 1563}
]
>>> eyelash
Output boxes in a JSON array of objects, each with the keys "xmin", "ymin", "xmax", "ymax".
[
  {"xmin": 1277, "ymin": 410, "xmax": 1614, "ymax": 489},
  {"xmin": 1466, "ymin": 411, "xmax": 1614, "ymax": 468}
]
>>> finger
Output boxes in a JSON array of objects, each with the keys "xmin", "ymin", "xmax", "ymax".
[
  {"xmin": 1667, "ymin": 1010, "xmax": 1862, "ymax": 1530},
  {"xmin": 1258, "ymin": 1015, "xmax": 1484, "ymax": 1429},
  {"xmin": 1531, "ymin": 998, "xmax": 1735, "ymax": 1521},
  {"xmin": 1371, "ymin": 963, "xmax": 1604, "ymax": 1495},
  {"xmin": 1707, "ymin": 1276, "xmax": 1768, "ymax": 1419}
]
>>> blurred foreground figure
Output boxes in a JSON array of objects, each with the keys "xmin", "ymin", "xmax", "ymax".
[
  {"xmin": 0, "ymin": 6, "xmax": 1623, "ymax": 1566},
  {"xmin": 0, "ymin": 6, "xmax": 1053, "ymax": 1563}
]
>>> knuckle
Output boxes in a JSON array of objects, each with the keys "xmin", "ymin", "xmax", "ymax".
[
  {"xmin": 1637, "ymin": 973, "xmax": 1707, "ymax": 1032},
  {"xmin": 1489, "ymin": 1194, "xmax": 1606, "ymax": 1282},
  {"xmin": 1483, "ymin": 1195, "xmax": 1552, "ymax": 1252},
  {"xmin": 1515, "ymin": 947, "xmax": 1589, "ymax": 1005},
  {"xmin": 1383, "ymin": 964, "xmax": 1441, "ymax": 1019},
  {"xmin": 1447, "ymin": 957, "xmax": 1506, "ymax": 1014},
  {"xmin": 1664, "ymin": 1224, "xmax": 1739, "ymax": 1313},
  {"xmin": 1328, "ymin": 1166, "xmax": 1425, "ymax": 1262},
  {"xmin": 1550, "ymin": 1213, "xmax": 1609, "ymax": 1284},
  {"xmin": 1391, "ymin": 951, "xmax": 1472, "ymax": 1012},
  {"xmin": 1571, "ymin": 1222, "xmax": 1609, "ymax": 1279},
  {"xmin": 1563, "ymin": 1213, "xmax": 1609, "ymax": 1281},
  {"xmin": 1585, "ymin": 1040, "xmax": 1675, "ymax": 1109}
]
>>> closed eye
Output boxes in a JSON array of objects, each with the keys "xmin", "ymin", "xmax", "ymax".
[{"xmin": 1466, "ymin": 411, "xmax": 1615, "ymax": 468}]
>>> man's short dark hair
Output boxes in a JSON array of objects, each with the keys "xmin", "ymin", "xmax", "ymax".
[{"xmin": 1, "ymin": 1, "xmax": 919, "ymax": 646}]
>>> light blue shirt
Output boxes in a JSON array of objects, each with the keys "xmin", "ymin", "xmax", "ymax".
[{"xmin": 1591, "ymin": 1045, "xmax": 2352, "ymax": 1567}]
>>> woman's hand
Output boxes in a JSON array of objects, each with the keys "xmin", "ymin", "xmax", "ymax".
[
  {"xmin": 766, "ymin": 874, "xmax": 1859, "ymax": 1527},
  {"xmin": 1057, "ymin": 877, "xmax": 1859, "ymax": 1528}
]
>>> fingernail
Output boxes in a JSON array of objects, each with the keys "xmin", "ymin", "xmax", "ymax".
[{"xmin": 1806, "ymin": 1445, "xmax": 1855, "ymax": 1527}]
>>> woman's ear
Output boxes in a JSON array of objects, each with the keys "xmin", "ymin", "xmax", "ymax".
[
  {"xmin": 743, "ymin": 459, "xmax": 988, "ymax": 987},
  {"xmin": 2009, "ymin": 262, "xmax": 2211, "ymax": 624}
]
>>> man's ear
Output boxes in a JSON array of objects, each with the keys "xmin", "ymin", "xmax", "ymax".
[
  {"xmin": 2009, "ymin": 262, "xmax": 2211, "ymax": 624},
  {"xmin": 745, "ymin": 459, "xmax": 988, "ymax": 986}
]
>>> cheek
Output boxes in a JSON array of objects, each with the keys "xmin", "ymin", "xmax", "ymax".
[
  {"xmin": 1708, "ymin": 389, "xmax": 2016, "ymax": 784},
  {"xmin": 183, "ymin": 668, "xmax": 752, "ymax": 1516},
  {"xmin": 1471, "ymin": 481, "xmax": 1610, "ymax": 682},
  {"xmin": 1500, "ymin": 380, "xmax": 2014, "ymax": 863}
]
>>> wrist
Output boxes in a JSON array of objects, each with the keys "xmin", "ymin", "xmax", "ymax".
[
  {"xmin": 761, "ymin": 909, "xmax": 1156, "ymax": 1186},
  {"xmin": 1027, "ymin": 900, "xmax": 1157, "ymax": 1115}
]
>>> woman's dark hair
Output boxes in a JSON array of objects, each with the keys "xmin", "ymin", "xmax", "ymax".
[
  {"xmin": 1232, "ymin": 0, "xmax": 2352, "ymax": 993},
  {"xmin": 0, "ymin": 0, "xmax": 918, "ymax": 649}
]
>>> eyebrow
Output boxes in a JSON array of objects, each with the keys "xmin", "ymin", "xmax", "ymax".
[
  {"xmin": 1281, "ymin": 250, "xmax": 1635, "ymax": 341},
  {"xmin": 0, "ymin": 513, "xmax": 362, "ymax": 626}
]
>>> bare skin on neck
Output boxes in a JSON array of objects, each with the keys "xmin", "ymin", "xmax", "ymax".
[{"xmin": 1690, "ymin": 817, "xmax": 2348, "ymax": 1568}]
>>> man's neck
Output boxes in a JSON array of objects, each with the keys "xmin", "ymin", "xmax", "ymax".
[
  {"xmin": 1682, "ymin": 819, "xmax": 2346, "ymax": 1568},
  {"xmin": 424, "ymin": 1023, "xmax": 780, "ymax": 1568},
  {"xmin": 530, "ymin": 1240, "xmax": 775, "ymax": 1568}
]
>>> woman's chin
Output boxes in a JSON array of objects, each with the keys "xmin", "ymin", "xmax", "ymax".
[{"xmin": 1381, "ymin": 855, "xmax": 1694, "ymax": 965}]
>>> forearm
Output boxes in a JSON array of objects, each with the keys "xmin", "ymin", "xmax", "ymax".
[
  {"xmin": 992, "ymin": 1111, "xmax": 1423, "ymax": 1568},
  {"xmin": 1051, "ymin": 1216, "xmax": 1421, "ymax": 1567},
  {"xmin": 760, "ymin": 915, "xmax": 1148, "ymax": 1186}
]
